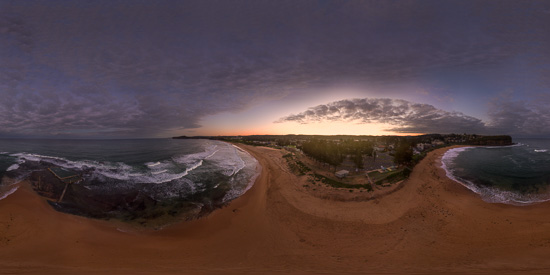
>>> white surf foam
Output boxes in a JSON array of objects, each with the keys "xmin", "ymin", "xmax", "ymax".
[
  {"xmin": 441, "ymin": 147, "xmax": 550, "ymax": 205},
  {"xmin": 173, "ymin": 145, "xmax": 218, "ymax": 165},
  {"xmin": 6, "ymin": 164, "xmax": 19, "ymax": 171},
  {"xmin": 5, "ymin": 141, "xmax": 261, "ymax": 203},
  {"xmin": 0, "ymin": 186, "xmax": 19, "ymax": 201},
  {"xmin": 207, "ymin": 145, "xmax": 248, "ymax": 177},
  {"xmin": 221, "ymin": 158, "xmax": 260, "ymax": 203},
  {"xmin": 10, "ymin": 152, "xmax": 189, "ymax": 184},
  {"xmin": 480, "ymin": 143, "xmax": 523, "ymax": 149},
  {"xmin": 146, "ymin": 161, "xmax": 161, "ymax": 167},
  {"xmin": 151, "ymin": 169, "xmax": 168, "ymax": 175},
  {"xmin": 534, "ymin": 149, "xmax": 548, "ymax": 153},
  {"xmin": 232, "ymin": 144, "xmax": 246, "ymax": 152}
]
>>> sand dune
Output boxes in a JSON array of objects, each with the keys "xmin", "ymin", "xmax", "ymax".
[{"xmin": 2, "ymin": 145, "xmax": 550, "ymax": 274}]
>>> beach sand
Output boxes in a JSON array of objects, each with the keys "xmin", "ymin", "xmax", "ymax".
[{"xmin": 2, "ymin": 145, "xmax": 550, "ymax": 274}]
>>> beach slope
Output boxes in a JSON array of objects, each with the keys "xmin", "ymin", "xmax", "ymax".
[{"xmin": 2, "ymin": 146, "xmax": 550, "ymax": 274}]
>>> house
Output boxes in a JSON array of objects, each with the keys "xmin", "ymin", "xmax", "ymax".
[
  {"xmin": 432, "ymin": 140, "xmax": 445, "ymax": 146},
  {"xmin": 335, "ymin": 170, "xmax": 349, "ymax": 178},
  {"xmin": 416, "ymin": 143, "xmax": 431, "ymax": 151}
]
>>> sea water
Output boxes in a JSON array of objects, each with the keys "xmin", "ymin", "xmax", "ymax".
[
  {"xmin": 442, "ymin": 138, "xmax": 550, "ymax": 205},
  {"xmin": 0, "ymin": 138, "xmax": 259, "ymax": 222}
]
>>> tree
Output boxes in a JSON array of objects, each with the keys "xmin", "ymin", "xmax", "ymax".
[
  {"xmin": 394, "ymin": 143, "xmax": 413, "ymax": 165},
  {"xmin": 352, "ymin": 152, "xmax": 363, "ymax": 169}
]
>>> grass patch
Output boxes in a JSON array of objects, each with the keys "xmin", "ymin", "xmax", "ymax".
[
  {"xmin": 295, "ymin": 160, "xmax": 311, "ymax": 173},
  {"xmin": 367, "ymin": 171, "xmax": 385, "ymax": 182},
  {"xmin": 312, "ymin": 173, "xmax": 373, "ymax": 191},
  {"xmin": 372, "ymin": 168, "xmax": 411, "ymax": 185},
  {"xmin": 284, "ymin": 154, "xmax": 311, "ymax": 176}
]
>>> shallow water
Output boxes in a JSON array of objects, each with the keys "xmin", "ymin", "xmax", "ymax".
[
  {"xmin": 0, "ymin": 138, "xmax": 259, "ymax": 224},
  {"xmin": 442, "ymin": 138, "xmax": 550, "ymax": 205}
]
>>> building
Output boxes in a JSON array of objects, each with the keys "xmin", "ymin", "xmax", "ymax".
[
  {"xmin": 432, "ymin": 140, "xmax": 445, "ymax": 146},
  {"xmin": 335, "ymin": 170, "xmax": 349, "ymax": 178},
  {"xmin": 416, "ymin": 143, "xmax": 431, "ymax": 151}
]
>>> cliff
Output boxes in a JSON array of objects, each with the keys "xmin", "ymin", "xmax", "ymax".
[{"xmin": 467, "ymin": 135, "xmax": 513, "ymax": 146}]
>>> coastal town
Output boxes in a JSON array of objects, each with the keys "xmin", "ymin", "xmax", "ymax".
[{"xmin": 174, "ymin": 134, "xmax": 513, "ymax": 200}]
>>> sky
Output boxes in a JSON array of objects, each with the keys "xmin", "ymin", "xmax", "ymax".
[{"xmin": 1, "ymin": 0, "xmax": 550, "ymax": 138}]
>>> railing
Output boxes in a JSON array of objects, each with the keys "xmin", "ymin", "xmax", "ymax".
[{"xmin": 47, "ymin": 168, "xmax": 83, "ymax": 202}]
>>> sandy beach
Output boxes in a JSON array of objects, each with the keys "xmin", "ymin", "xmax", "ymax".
[{"xmin": 2, "ymin": 145, "xmax": 550, "ymax": 274}]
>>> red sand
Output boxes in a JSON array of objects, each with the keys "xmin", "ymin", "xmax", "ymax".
[{"xmin": 2, "ymin": 145, "xmax": 550, "ymax": 274}]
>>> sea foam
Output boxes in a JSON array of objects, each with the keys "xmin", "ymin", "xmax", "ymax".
[
  {"xmin": 441, "ymin": 146, "xmax": 550, "ymax": 205},
  {"xmin": 6, "ymin": 164, "xmax": 19, "ymax": 171},
  {"xmin": 0, "ymin": 186, "xmax": 19, "ymax": 201}
]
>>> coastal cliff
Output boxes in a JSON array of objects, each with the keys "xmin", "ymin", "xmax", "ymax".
[{"xmin": 467, "ymin": 135, "xmax": 513, "ymax": 146}]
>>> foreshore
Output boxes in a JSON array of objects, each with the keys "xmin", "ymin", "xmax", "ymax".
[{"xmin": 2, "ymin": 145, "xmax": 550, "ymax": 274}]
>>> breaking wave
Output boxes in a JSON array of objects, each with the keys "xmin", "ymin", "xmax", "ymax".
[
  {"xmin": 0, "ymin": 185, "xmax": 19, "ymax": 201},
  {"xmin": 3, "ymin": 140, "xmax": 259, "ymax": 201},
  {"xmin": 441, "ymin": 143, "xmax": 550, "ymax": 205},
  {"xmin": 0, "ymin": 139, "xmax": 260, "ymax": 225}
]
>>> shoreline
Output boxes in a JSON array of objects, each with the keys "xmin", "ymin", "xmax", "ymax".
[
  {"xmin": 0, "ymin": 140, "xmax": 262, "ymax": 229},
  {"xmin": 441, "ymin": 144, "xmax": 550, "ymax": 206},
  {"xmin": 2, "ymin": 145, "xmax": 550, "ymax": 273}
]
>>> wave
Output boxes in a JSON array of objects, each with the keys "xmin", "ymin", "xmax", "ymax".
[
  {"xmin": 447, "ymin": 174, "xmax": 550, "ymax": 205},
  {"xmin": 213, "ymin": 152, "xmax": 246, "ymax": 177},
  {"xmin": 146, "ymin": 161, "xmax": 161, "ymax": 167},
  {"xmin": 221, "ymin": 160, "xmax": 260, "ymax": 203},
  {"xmin": 151, "ymin": 169, "xmax": 168, "ymax": 175},
  {"xmin": 184, "ymin": 160, "xmax": 203, "ymax": 174},
  {"xmin": 9, "ymin": 152, "xmax": 188, "ymax": 185},
  {"xmin": 534, "ymin": 149, "xmax": 548, "ymax": 153},
  {"xmin": 6, "ymin": 164, "xmax": 19, "ymax": 171},
  {"xmin": 173, "ymin": 145, "xmax": 218, "ymax": 165},
  {"xmin": 0, "ymin": 186, "xmax": 19, "ymax": 201},
  {"xmin": 10, "ymin": 152, "xmax": 66, "ymax": 162},
  {"xmin": 479, "ymin": 143, "xmax": 524, "ymax": 149},
  {"xmin": 5, "ymin": 141, "xmax": 261, "ymax": 205},
  {"xmin": 230, "ymin": 157, "xmax": 246, "ymax": 176},
  {"xmin": 232, "ymin": 144, "xmax": 246, "ymax": 152},
  {"xmin": 441, "ymin": 147, "xmax": 473, "ymax": 163},
  {"xmin": 8, "ymin": 146, "xmax": 220, "ymax": 186},
  {"xmin": 441, "ymin": 147, "xmax": 550, "ymax": 205}
]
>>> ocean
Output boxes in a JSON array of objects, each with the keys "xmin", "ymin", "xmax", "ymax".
[
  {"xmin": 442, "ymin": 138, "xmax": 550, "ymax": 205},
  {"xmin": 0, "ymin": 138, "xmax": 259, "ymax": 226}
]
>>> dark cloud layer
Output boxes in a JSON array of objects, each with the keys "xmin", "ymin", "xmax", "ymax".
[
  {"xmin": 1, "ymin": 0, "xmax": 550, "ymax": 137},
  {"xmin": 278, "ymin": 95, "xmax": 550, "ymax": 137},
  {"xmin": 276, "ymin": 98, "xmax": 486, "ymax": 134},
  {"xmin": 487, "ymin": 93, "xmax": 550, "ymax": 137}
]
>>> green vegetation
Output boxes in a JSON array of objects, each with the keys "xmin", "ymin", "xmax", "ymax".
[
  {"xmin": 469, "ymin": 135, "xmax": 513, "ymax": 146},
  {"xmin": 311, "ymin": 173, "xmax": 373, "ymax": 191},
  {"xmin": 393, "ymin": 142, "xmax": 413, "ymax": 165},
  {"xmin": 300, "ymin": 139, "xmax": 374, "ymax": 168},
  {"xmin": 368, "ymin": 168, "xmax": 410, "ymax": 185},
  {"xmin": 295, "ymin": 160, "xmax": 311, "ymax": 173},
  {"xmin": 377, "ymin": 168, "xmax": 410, "ymax": 185},
  {"xmin": 283, "ymin": 153, "xmax": 311, "ymax": 175}
]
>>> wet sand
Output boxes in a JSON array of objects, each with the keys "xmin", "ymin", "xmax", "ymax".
[{"xmin": 2, "ymin": 145, "xmax": 550, "ymax": 274}]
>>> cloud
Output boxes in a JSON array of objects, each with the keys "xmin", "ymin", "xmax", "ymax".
[
  {"xmin": 0, "ymin": 86, "xmax": 144, "ymax": 137},
  {"xmin": 279, "ymin": 95, "xmax": 550, "ymax": 137},
  {"xmin": 276, "ymin": 98, "xmax": 486, "ymax": 134},
  {"xmin": 0, "ymin": 1, "xmax": 549, "ymax": 137},
  {"xmin": 487, "ymin": 93, "xmax": 550, "ymax": 137}
]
